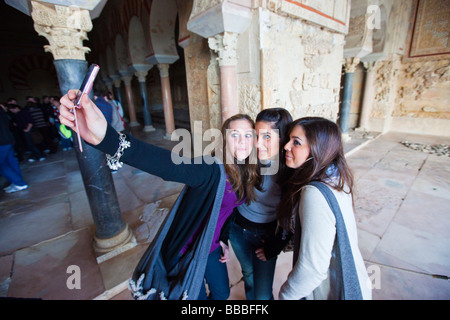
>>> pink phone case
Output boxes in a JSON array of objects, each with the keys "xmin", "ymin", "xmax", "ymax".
[{"xmin": 73, "ymin": 64, "xmax": 100, "ymax": 152}]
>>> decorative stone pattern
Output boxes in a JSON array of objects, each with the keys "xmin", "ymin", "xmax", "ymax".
[
  {"xmin": 401, "ymin": 141, "xmax": 450, "ymax": 157},
  {"xmin": 409, "ymin": 0, "xmax": 450, "ymax": 58},
  {"xmin": 31, "ymin": 1, "xmax": 93, "ymax": 60},
  {"xmin": 257, "ymin": 9, "xmax": 345, "ymax": 121},
  {"xmin": 208, "ymin": 32, "xmax": 239, "ymax": 66},
  {"xmin": 371, "ymin": 56, "xmax": 401, "ymax": 119},
  {"xmin": 394, "ymin": 60, "xmax": 450, "ymax": 119},
  {"xmin": 239, "ymin": 84, "xmax": 261, "ymax": 121}
]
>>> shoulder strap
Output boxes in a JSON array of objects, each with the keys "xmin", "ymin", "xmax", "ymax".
[{"xmin": 307, "ymin": 181, "xmax": 363, "ymax": 300}]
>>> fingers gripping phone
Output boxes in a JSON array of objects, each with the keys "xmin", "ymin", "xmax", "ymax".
[{"xmin": 73, "ymin": 64, "xmax": 100, "ymax": 152}]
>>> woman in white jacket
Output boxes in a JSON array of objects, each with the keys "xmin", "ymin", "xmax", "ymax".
[{"xmin": 277, "ymin": 117, "xmax": 372, "ymax": 300}]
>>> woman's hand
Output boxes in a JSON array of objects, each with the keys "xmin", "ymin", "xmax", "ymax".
[
  {"xmin": 59, "ymin": 90, "xmax": 107, "ymax": 146},
  {"xmin": 219, "ymin": 241, "xmax": 230, "ymax": 263},
  {"xmin": 255, "ymin": 247, "xmax": 267, "ymax": 261}
]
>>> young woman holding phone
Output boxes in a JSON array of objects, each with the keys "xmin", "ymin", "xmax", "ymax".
[{"xmin": 59, "ymin": 90, "xmax": 260, "ymax": 300}]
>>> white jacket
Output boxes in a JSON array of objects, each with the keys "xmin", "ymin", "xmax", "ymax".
[{"xmin": 278, "ymin": 184, "xmax": 372, "ymax": 300}]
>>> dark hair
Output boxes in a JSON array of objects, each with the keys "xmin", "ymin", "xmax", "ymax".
[
  {"xmin": 221, "ymin": 114, "xmax": 261, "ymax": 205},
  {"xmin": 255, "ymin": 108, "xmax": 292, "ymax": 181},
  {"xmin": 277, "ymin": 117, "xmax": 354, "ymax": 230}
]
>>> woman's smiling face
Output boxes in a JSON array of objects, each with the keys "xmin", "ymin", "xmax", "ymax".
[
  {"xmin": 255, "ymin": 121, "xmax": 280, "ymax": 161},
  {"xmin": 284, "ymin": 125, "xmax": 311, "ymax": 168},
  {"xmin": 226, "ymin": 119, "xmax": 255, "ymax": 161}
]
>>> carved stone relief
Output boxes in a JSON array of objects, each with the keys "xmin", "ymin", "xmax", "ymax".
[
  {"xmin": 31, "ymin": 1, "xmax": 92, "ymax": 60},
  {"xmin": 239, "ymin": 84, "xmax": 261, "ymax": 120},
  {"xmin": 394, "ymin": 60, "xmax": 450, "ymax": 118},
  {"xmin": 208, "ymin": 32, "xmax": 239, "ymax": 66}
]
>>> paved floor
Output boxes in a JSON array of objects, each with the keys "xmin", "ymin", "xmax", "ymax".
[{"xmin": 0, "ymin": 126, "xmax": 449, "ymax": 300}]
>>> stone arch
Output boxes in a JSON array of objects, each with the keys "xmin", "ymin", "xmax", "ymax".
[
  {"xmin": 8, "ymin": 55, "xmax": 58, "ymax": 92},
  {"xmin": 128, "ymin": 16, "xmax": 152, "ymax": 67},
  {"xmin": 115, "ymin": 33, "xmax": 129, "ymax": 73},
  {"xmin": 372, "ymin": 4, "xmax": 387, "ymax": 54},
  {"xmin": 147, "ymin": 0, "xmax": 179, "ymax": 64},
  {"xmin": 106, "ymin": 45, "xmax": 117, "ymax": 76}
]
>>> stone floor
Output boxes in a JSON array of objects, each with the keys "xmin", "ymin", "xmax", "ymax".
[{"xmin": 0, "ymin": 126, "xmax": 449, "ymax": 300}]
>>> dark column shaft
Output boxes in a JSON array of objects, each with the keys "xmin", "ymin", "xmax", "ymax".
[{"xmin": 54, "ymin": 59, "xmax": 125, "ymax": 240}]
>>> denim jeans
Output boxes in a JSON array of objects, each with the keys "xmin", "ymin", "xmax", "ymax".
[
  {"xmin": 197, "ymin": 246, "xmax": 230, "ymax": 300},
  {"xmin": 229, "ymin": 218, "xmax": 277, "ymax": 300},
  {"xmin": 0, "ymin": 144, "xmax": 26, "ymax": 186}
]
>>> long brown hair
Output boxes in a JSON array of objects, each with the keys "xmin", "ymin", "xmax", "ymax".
[
  {"xmin": 220, "ymin": 114, "xmax": 261, "ymax": 205},
  {"xmin": 277, "ymin": 117, "xmax": 354, "ymax": 230}
]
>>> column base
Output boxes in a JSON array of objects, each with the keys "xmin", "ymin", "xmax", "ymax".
[
  {"xmin": 129, "ymin": 121, "xmax": 140, "ymax": 127},
  {"xmin": 94, "ymin": 225, "xmax": 133, "ymax": 254},
  {"xmin": 143, "ymin": 125, "xmax": 156, "ymax": 132},
  {"xmin": 341, "ymin": 133, "xmax": 351, "ymax": 142},
  {"xmin": 163, "ymin": 132, "xmax": 173, "ymax": 140}
]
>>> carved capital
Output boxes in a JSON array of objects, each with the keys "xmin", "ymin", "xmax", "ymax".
[
  {"xmin": 31, "ymin": 1, "xmax": 92, "ymax": 60},
  {"xmin": 134, "ymin": 70, "xmax": 149, "ymax": 82},
  {"xmin": 158, "ymin": 63, "xmax": 170, "ymax": 78},
  {"xmin": 363, "ymin": 61, "xmax": 377, "ymax": 72},
  {"xmin": 208, "ymin": 32, "xmax": 238, "ymax": 66},
  {"xmin": 343, "ymin": 57, "xmax": 360, "ymax": 73},
  {"xmin": 121, "ymin": 75, "xmax": 134, "ymax": 86}
]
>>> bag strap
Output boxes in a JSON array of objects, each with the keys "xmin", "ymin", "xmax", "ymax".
[{"xmin": 306, "ymin": 181, "xmax": 363, "ymax": 300}]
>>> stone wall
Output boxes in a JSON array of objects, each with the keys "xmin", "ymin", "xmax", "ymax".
[
  {"xmin": 351, "ymin": 0, "xmax": 450, "ymax": 136},
  {"xmin": 235, "ymin": 8, "xmax": 346, "ymax": 122}
]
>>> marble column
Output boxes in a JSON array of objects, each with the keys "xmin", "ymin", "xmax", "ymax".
[
  {"xmin": 339, "ymin": 57, "xmax": 360, "ymax": 141},
  {"xmin": 208, "ymin": 32, "xmax": 239, "ymax": 123},
  {"xmin": 157, "ymin": 63, "xmax": 176, "ymax": 139},
  {"xmin": 358, "ymin": 61, "xmax": 377, "ymax": 131},
  {"xmin": 135, "ymin": 69, "xmax": 155, "ymax": 132},
  {"xmin": 110, "ymin": 75, "xmax": 124, "ymax": 109},
  {"xmin": 30, "ymin": 0, "xmax": 131, "ymax": 253},
  {"xmin": 120, "ymin": 73, "xmax": 140, "ymax": 127}
]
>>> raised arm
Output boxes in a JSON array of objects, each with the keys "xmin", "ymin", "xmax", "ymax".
[{"xmin": 59, "ymin": 90, "xmax": 217, "ymax": 187}]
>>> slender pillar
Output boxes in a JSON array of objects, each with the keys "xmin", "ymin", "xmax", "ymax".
[
  {"xmin": 110, "ymin": 75, "xmax": 124, "ymax": 109},
  {"xmin": 208, "ymin": 32, "xmax": 239, "ymax": 123},
  {"xmin": 31, "ymin": 0, "xmax": 131, "ymax": 253},
  {"xmin": 359, "ymin": 61, "xmax": 377, "ymax": 131},
  {"xmin": 339, "ymin": 57, "xmax": 360, "ymax": 140},
  {"xmin": 135, "ymin": 69, "xmax": 155, "ymax": 132},
  {"xmin": 121, "ymin": 74, "xmax": 140, "ymax": 127},
  {"xmin": 157, "ymin": 63, "xmax": 176, "ymax": 139}
]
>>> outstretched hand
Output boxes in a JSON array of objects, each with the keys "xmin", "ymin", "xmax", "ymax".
[
  {"xmin": 255, "ymin": 247, "xmax": 267, "ymax": 261},
  {"xmin": 219, "ymin": 241, "xmax": 230, "ymax": 263},
  {"xmin": 59, "ymin": 90, "xmax": 107, "ymax": 146}
]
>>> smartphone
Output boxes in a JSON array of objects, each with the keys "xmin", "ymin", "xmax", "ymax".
[{"xmin": 73, "ymin": 64, "xmax": 100, "ymax": 152}]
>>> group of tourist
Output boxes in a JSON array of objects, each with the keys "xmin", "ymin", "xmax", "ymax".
[
  {"xmin": 0, "ymin": 91, "xmax": 124, "ymax": 193},
  {"xmin": 58, "ymin": 89, "xmax": 372, "ymax": 300}
]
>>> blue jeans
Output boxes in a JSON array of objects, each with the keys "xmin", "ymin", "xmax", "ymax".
[
  {"xmin": 198, "ymin": 246, "xmax": 230, "ymax": 300},
  {"xmin": 229, "ymin": 218, "xmax": 277, "ymax": 300},
  {"xmin": 0, "ymin": 144, "xmax": 27, "ymax": 186}
]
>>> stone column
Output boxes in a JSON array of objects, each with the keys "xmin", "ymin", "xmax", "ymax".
[
  {"xmin": 157, "ymin": 63, "xmax": 176, "ymax": 139},
  {"xmin": 358, "ymin": 61, "xmax": 377, "ymax": 131},
  {"xmin": 339, "ymin": 57, "xmax": 360, "ymax": 140},
  {"xmin": 30, "ymin": 0, "xmax": 131, "ymax": 253},
  {"xmin": 208, "ymin": 32, "xmax": 239, "ymax": 123},
  {"xmin": 110, "ymin": 75, "xmax": 124, "ymax": 108},
  {"xmin": 135, "ymin": 69, "xmax": 155, "ymax": 132},
  {"xmin": 120, "ymin": 73, "xmax": 140, "ymax": 127}
]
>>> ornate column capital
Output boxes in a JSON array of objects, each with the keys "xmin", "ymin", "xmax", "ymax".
[
  {"xmin": 157, "ymin": 63, "xmax": 170, "ymax": 78},
  {"xmin": 343, "ymin": 57, "xmax": 360, "ymax": 73},
  {"xmin": 208, "ymin": 32, "xmax": 238, "ymax": 66},
  {"xmin": 134, "ymin": 70, "xmax": 149, "ymax": 82},
  {"xmin": 121, "ymin": 75, "xmax": 133, "ymax": 86},
  {"xmin": 363, "ymin": 60, "xmax": 377, "ymax": 72},
  {"xmin": 31, "ymin": 1, "xmax": 93, "ymax": 60},
  {"xmin": 113, "ymin": 78, "xmax": 122, "ymax": 88}
]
